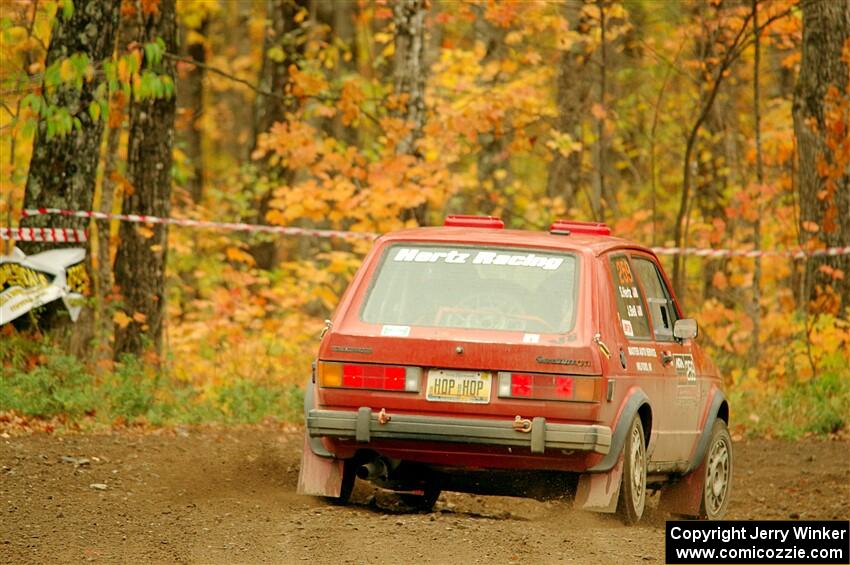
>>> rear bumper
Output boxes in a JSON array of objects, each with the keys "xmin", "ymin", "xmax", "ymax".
[{"xmin": 307, "ymin": 408, "xmax": 612, "ymax": 455}]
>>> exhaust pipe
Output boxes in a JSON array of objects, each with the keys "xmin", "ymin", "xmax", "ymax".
[{"xmin": 357, "ymin": 458, "xmax": 388, "ymax": 480}]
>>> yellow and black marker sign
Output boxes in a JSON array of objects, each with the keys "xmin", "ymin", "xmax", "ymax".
[
  {"xmin": 66, "ymin": 263, "xmax": 90, "ymax": 296},
  {"xmin": 0, "ymin": 262, "xmax": 49, "ymax": 292}
]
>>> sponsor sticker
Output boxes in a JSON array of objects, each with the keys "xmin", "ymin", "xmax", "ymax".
[
  {"xmin": 522, "ymin": 333, "xmax": 540, "ymax": 344},
  {"xmin": 622, "ymin": 319, "xmax": 634, "ymax": 336},
  {"xmin": 393, "ymin": 248, "xmax": 564, "ymax": 271},
  {"xmin": 636, "ymin": 361, "xmax": 653, "ymax": 372},
  {"xmin": 380, "ymin": 324, "xmax": 411, "ymax": 337},
  {"xmin": 674, "ymin": 353, "xmax": 697, "ymax": 382},
  {"xmin": 628, "ymin": 346, "xmax": 657, "ymax": 357}
]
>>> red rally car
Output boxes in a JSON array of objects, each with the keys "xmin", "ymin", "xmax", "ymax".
[{"xmin": 297, "ymin": 215, "xmax": 732, "ymax": 523}]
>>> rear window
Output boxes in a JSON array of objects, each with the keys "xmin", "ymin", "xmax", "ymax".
[{"xmin": 360, "ymin": 244, "xmax": 579, "ymax": 333}]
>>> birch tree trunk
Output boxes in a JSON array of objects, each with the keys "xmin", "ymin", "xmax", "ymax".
[{"xmin": 392, "ymin": 0, "xmax": 428, "ymax": 157}]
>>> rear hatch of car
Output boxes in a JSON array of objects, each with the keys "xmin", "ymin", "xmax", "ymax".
[{"xmin": 314, "ymin": 241, "xmax": 603, "ymax": 421}]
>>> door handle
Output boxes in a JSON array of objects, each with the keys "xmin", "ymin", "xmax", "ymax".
[{"xmin": 660, "ymin": 351, "xmax": 674, "ymax": 366}]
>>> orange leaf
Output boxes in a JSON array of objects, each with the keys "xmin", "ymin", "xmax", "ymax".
[
  {"xmin": 113, "ymin": 311, "xmax": 131, "ymax": 329},
  {"xmin": 132, "ymin": 311, "xmax": 147, "ymax": 323},
  {"xmin": 225, "ymin": 246, "xmax": 256, "ymax": 266},
  {"xmin": 591, "ymin": 103, "xmax": 607, "ymax": 120}
]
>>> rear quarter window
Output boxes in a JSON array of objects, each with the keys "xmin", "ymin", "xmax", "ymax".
[{"xmin": 609, "ymin": 255, "xmax": 651, "ymax": 340}]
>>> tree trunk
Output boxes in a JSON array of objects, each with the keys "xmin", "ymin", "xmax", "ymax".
[
  {"xmin": 249, "ymin": 0, "xmax": 305, "ymax": 269},
  {"xmin": 177, "ymin": 18, "xmax": 208, "ymax": 203},
  {"xmin": 251, "ymin": 0, "xmax": 299, "ymax": 153},
  {"xmin": 315, "ymin": 0, "xmax": 359, "ymax": 147},
  {"xmin": 19, "ymin": 0, "xmax": 120, "ymax": 255},
  {"xmin": 750, "ymin": 0, "xmax": 763, "ymax": 366},
  {"xmin": 392, "ymin": 0, "xmax": 428, "ymax": 157},
  {"xmin": 113, "ymin": 0, "xmax": 178, "ymax": 359},
  {"xmin": 793, "ymin": 0, "xmax": 850, "ymax": 316},
  {"xmin": 547, "ymin": 0, "xmax": 591, "ymax": 212}
]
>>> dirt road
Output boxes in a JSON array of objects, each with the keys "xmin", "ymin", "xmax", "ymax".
[{"xmin": 2, "ymin": 426, "xmax": 848, "ymax": 564}]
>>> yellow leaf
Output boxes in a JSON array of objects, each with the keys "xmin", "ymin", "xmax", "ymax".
[
  {"xmin": 137, "ymin": 226, "xmax": 155, "ymax": 239},
  {"xmin": 113, "ymin": 310, "xmax": 131, "ymax": 329},
  {"xmin": 374, "ymin": 32, "xmax": 393, "ymax": 44},
  {"xmin": 59, "ymin": 58, "xmax": 75, "ymax": 82}
]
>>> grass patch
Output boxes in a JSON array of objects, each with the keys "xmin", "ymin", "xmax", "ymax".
[
  {"xmin": 729, "ymin": 368, "xmax": 850, "ymax": 439},
  {"xmin": 0, "ymin": 334, "xmax": 305, "ymax": 429}
]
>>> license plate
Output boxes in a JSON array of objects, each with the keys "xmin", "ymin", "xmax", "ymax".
[{"xmin": 426, "ymin": 370, "xmax": 491, "ymax": 404}]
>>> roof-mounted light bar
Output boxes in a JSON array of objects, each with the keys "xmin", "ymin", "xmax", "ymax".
[
  {"xmin": 549, "ymin": 220, "xmax": 611, "ymax": 236},
  {"xmin": 444, "ymin": 215, "xmax": 505, "ymax": 229}
]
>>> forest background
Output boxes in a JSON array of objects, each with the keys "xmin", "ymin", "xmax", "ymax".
[{"xmin": 0, "ymin": 0, "xmax": 848, "ymax": 438}]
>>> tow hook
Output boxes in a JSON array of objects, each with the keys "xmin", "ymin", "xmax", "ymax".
[
  {"xmin": 513, "ymin": 415, "xmax": 532, "ymax": 433},
  {"xmin": 377, "ymin": 408, "xmax": 391, "ymax": 425},
  {"xmin": 594, "ymin": 333, "xmax": 611, "ymax": 359}
]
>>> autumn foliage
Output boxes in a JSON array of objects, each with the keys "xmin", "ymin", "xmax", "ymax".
[{"xmin": 1, "ymin": 0, "xmax": 848, "ymax": 436}]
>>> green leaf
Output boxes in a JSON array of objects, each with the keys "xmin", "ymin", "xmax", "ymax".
[
  {"xmin": 62, "ymin": 0, "xmax": 74, "ymax": 20},
  {"xmin": 104, "ymin": 61, "xmax": 116, "ymax": 82},
  {"xmin": 44, "ymin": 62, "xmax": 61, "ymax": 88},
  {"xmin": 88, "ymin": 100, "xmax": 101, "ymax": 122},
  {"xmin": 161, "ymin": 75, "xmax": 174, "ymax": 97},
  {"xmin": 267, "ymin": 46, "xmax": 285, "ymax": 63},
  {"xmin": 21, "ymin": 118, "xmax": 36, "ymax": 139}
]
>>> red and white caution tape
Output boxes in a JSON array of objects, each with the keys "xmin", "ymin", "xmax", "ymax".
[
  {"xmin": 6, "ymin": 208, "xmax": 850, "ymax": 258},
  {"xmin": 18, "ymin": 207, "xmax": 376, "ymax": 240},
  {"xmin": 1, "ymin": 226, "xmax": 89, "ymax": 242},
  {"xmin": 650, "ymin": 246, "xmax": 850, "ymax": 259}
]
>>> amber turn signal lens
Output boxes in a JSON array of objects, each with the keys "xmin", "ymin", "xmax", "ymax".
[
  {"xmin": 318, "ymin": 362, "xmax": 343, "ymax": 387},
  {"xmin": 574, "ymin": 377, "xmax": 596, "ymax": 402}
]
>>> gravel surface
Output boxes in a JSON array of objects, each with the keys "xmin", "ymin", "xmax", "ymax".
[{"xmin": 1, "ymin": 426, "xmax": 848, "ymax": 564}]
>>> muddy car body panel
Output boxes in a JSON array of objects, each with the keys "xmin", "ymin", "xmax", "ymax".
[{"xmin": 298, "ymin": 217, "xmax": 731, "ymax": 521}]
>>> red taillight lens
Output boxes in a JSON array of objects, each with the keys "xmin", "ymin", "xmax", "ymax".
[
  {"xmin": 510, "ymin": 373, "xmax": 532, "ymax": 397},
  {"xmin": 320, "ymin": 362, "xmax": 420, "ymax": 392},
  {"xmin": 498, "ymin": 372, "xmax": 594, "ymax": 402},
  {"xmin": 555, "ymin": 376, "xmax": 573, "ymax": 398}
]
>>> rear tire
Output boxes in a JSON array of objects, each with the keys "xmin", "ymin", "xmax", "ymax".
[
  {"xmin": 700, "ymin": 420, "xmax": 732, "ymax": 520},
  {"xmin": 617, "ymin": 416, "xmax": 647, "ymax": 524}
]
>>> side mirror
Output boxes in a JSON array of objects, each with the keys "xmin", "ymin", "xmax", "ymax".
[{"xmin": 673, "ymin": 318, "xmax": 698, "ymax": 340}]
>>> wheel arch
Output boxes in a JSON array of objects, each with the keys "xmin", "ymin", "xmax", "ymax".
[
  {"xmin": 685, "ymin": 389, "xmax": 729, "ymax": 473},
  {"xmin": 637, "ymin": 402, "xmax": 652, "ymax": 448},
  {"xmin": 588, "ymin": 387, "xmax": 651, "ymax": 472}
]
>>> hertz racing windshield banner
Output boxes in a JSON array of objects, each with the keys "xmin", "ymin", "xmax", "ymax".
[{"xmin": 0, "ymin": 248, "xmax": 88, "ymax": 325}]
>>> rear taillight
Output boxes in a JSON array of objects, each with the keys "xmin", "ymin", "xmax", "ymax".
[
  {"xmin": 318, "ymin": 361, "xmax": 421, "ymax": 392},
  {"xmin": 497, "ymin": 372, "xmax": 598, "ymax": 402}
]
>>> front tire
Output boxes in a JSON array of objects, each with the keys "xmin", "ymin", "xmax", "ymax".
[
  {"xmin": 617, "ymin": 416, "xmax": 647, "ymax": 524},
  {"xmin": 700, "ymin": 420, "xmax": 732, "ymax": 519}
]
